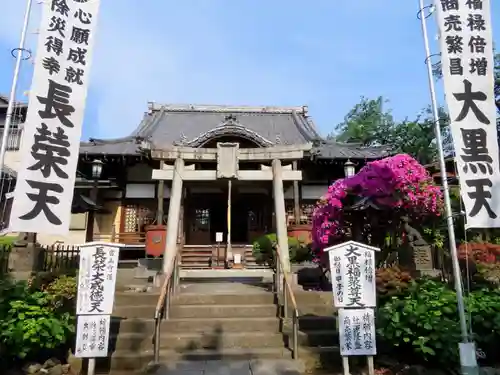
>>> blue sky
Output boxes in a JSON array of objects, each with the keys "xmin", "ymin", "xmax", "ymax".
[{"xmin": 0, "ymin": 1, "xmax": 499, "ymax": 140}]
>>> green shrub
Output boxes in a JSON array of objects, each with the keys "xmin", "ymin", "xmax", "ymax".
[
  {"xmin": 252, "ymin": 233, "xmax": 311, "ymax": 266},
  {"xmin": 0, "ymin": 275, "xmax": 76, "ymax": 361},
  {"xmin": 44, "ymin": 275, "xmax": 77, "ymax": 313},
  {"xmin": 475, "ymin": 262, "xmax": 500, "ymax": 288},
  {"xmin": 377, "ymin": 279, "xmax": 500, "ymax": 365},
  {"xmin": 376, "ymin": 266, "xmax": 412, "ymax": 304}
]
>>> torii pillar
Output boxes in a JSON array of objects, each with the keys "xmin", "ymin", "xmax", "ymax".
[{"xmin": 151, "ymin": 142, "xmax": 312, "ymax": 274}]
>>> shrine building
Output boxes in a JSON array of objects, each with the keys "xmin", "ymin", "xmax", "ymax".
[{"xmin": 1, "ymin": 100, "xmax": 388, "ymax": 270}]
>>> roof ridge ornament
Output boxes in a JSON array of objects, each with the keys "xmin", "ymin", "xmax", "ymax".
[
  {"xmin": 275, "ymin": 133, "xmax": 282, "ymax": 145},
  {"xmin": 147, "ymin": 102, "xmax": 308, "ymax": 114}
]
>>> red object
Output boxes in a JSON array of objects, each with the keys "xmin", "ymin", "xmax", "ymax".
[
  {"xmin": 287, "ymin": 224, "xmax": 313, "ymax": 244},
  {"xmin": 145, "ymin": 225, "xmax": 167, "ymax": 257}
]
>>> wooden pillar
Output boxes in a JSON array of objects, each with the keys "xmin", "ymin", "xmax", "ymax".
[
  {"xmin": 156, "ymin": 160, "xmax": 165, "ymax": 224},
  {"xmin": 272, "ymin": 159, "xmax": 290, "ymax": 272},
  {"xmin": 163, "ymin": 158, "xmax": 184, "ymax": 273},
  {"xmin": 85, "ymin": 184, "xmax": 98, "ymax": 242},
  {"xmin": 292, "ymin": 160, "xmax": 300, "ymax": 224}
]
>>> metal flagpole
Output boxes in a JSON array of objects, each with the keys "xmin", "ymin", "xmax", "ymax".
[
  {"xmin": 0, "ymin": 0, "xmax": 33, "ymax": 174},
  {"xmin": 417, "ymin": 2, "xmax": 478, "ymax": 375}
]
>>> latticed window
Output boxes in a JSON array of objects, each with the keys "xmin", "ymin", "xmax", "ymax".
[
  {"xmin": 122, "ymin": 202, "xmax": 156, "ymax": 232},
  {"xmin": 285, "ymin": 201, "xmax": 316, "ymax": 225}
]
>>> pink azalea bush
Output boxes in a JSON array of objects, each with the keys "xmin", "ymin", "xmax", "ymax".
[{"xmin": 312, "ymin": 154, "xmax": 443, "ymax": 257}]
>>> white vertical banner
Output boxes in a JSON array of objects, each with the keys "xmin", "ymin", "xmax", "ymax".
[
  {"xmin": 435, "ymin": 0, "xmax": 500, "ymax": 228},
  {"xmin": 325, "ymin": 241, "xmax": 379, "ymax": 308},
  {"xmin": 76, "ymin": 243, "xmax": 120, "ymax": 315},
  {"xmin": 75, "ymin": 314, "xmax": 111, "ymax": 358},
  {"xmin": 338, "ymin": 308, "xmax": 377, "ymax": 356},
  {"xmin": 10, "ymin": 0, "xmax": 101, "ymax": 234}
]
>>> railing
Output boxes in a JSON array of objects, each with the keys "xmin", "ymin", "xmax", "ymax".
[
  {"xmin": 152, "ymin": 252, "xmax": 180, "ymax": 363},
  {"xmin": 275, "ymin": 246, "xmax": 299, "ymax": 359},
  {"xmin": 41, "ymin": 244, "xmax": 80, "ymax": 272},
  {"xmin": 0, "ymin": 128, "xmax": 23, "ymax": 151}
]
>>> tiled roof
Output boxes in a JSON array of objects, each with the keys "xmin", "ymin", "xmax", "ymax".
[
  {"xmin": 80, "ymin": 102, "xmax": 388, "ymax": 160},
  {"xmin": 80, "ymin": 103, "xmax": 320, "ymax": 154},
  {"xmin": 311, "ymin": 140, "xmax": 391, "ymax": 160},
  {"xmin": 0, "ymin": 94, "xmax": 28, "ymax": 109}
]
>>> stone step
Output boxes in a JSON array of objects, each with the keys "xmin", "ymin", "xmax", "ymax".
[
  {"xmin": 111, "ymin": 316, "xmax": 281, "ymax": 334},
  {"xmin": 147, "ymin": 359, "xmax": 306, "ymax": 375},
  {"xmin": 113, "ymin": 305, "xmax": 155, "ymax": 319},
  {"xmin": 174, "ymin": 292, "xmax": 275, "ymax": 306},
  {"xmin": 113, "ymin": 331, "xmax": 285, "ymax": 351},
  {"xmin": 99, "ymin": 347, "xmax": 293, "ymax": 372},
  {"xmin": 112, "ymin": 315, "xmax": 337, "ymax": 335},
  {"xmin": 113, "ymin": 303, "xmax": 277, "ymax": 319},
  {"xmin": 99, "ymin": 346, "xmax": 340, "ymax": 372},
  {"xmin": 170, "ymin": 304, "xmax": 277, "ymax": 319},
  {"xmin": 298, "ymin": 316, "xmax": 337, "ymax": 331},
  {"xmin": 111, "ymin": 329, "xmax": 339, "ymax": 352},
  {"xmin": 164, "ymin": 317, "xmax": 281, "ymax": 333},
  {"xmin": 114, "ymin": 292, "xmax": 161, "ymax": 306}
]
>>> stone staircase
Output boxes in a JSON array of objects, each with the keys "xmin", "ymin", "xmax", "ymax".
[
  {"xmin": 180, "ymin": 245, "xmax": 266, "ymax": 269},
  {"xmin": 97, "ymin": 278, "xmax": 340, "ymax": 374}
]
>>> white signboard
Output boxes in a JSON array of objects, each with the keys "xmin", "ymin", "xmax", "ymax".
[
  {"xmin": 216, "ymin": 232, "xmax": 223, "ymax": 242},
  {"xmin": 10, "ymin": 0, "xmax": 101, "ymax": 235},
  {"xmin": 435, "ymin": 0, "xmax": 500, "ymax": 228},
  {"xmin": 325, "ymin": 241, "xmax": 379, "ymax": 308},
  {"xmin": 75, "ymin": 314, "xmax": 110, "ymax": 358},
  {"xmin": 77, "ymin": 243, "xmax": 120, "ymax": 315},
  {"xmin": 339, "ymin": 308, "xmax": 376, "ymax": 356}
]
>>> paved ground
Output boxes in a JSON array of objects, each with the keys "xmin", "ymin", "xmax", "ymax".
[{"xmin": 150, "ymin": 359, "xmax": 305, "ymax": 375}]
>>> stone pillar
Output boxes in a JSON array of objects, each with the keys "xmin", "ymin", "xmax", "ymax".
[
  {"xmin": 163, "ymin": 158, "xmax": 184, "ymax": 273},
  {"xmin": 272, "ymin": 159, "xmax": 290, "ymax": 273},
  {"xmin": 8, "ymin": 232, "xmax": 41, "ymax": 279},
  {"xmin": 156, "ymin": 160, "xmax": 165, "ymax": 224},
  {"xmin": 292, "ymin": 160, "xmax": 300, "ymax": 224}
]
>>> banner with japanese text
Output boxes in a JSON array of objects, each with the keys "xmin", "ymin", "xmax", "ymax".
[
  {"xmin": 10, "ymin": 0, "xmax": 100, "ymax": 234},
  {"xmin": 435, "ymin": 0, "xmax": 500, "ymax": 228}
]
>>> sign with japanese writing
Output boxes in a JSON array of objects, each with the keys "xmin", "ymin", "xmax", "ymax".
[
  {"xmin": 435, "ymin": 0, "xmax": 499, "ymax": 229},
  {"xmin": 77, "ymin": 243, "xmax": 120, "ymax": 315},
  {"xmin": 339, "ymin": 308, "xmax": 376, "ymax": 356},
  {"xmin": 75, "ymin": 314, "xmax": 110, "ymax": 358},
  {"xmin": 325, "ymin": 241, "xmax": 379, "ymax": 308},
  {"xmin": 10, "ymin": 0, "xmax": 101, "ymax": 235}
]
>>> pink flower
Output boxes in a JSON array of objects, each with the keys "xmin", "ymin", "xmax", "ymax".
[{"xmin": 311, "ymin": 154, "xmax": 443, "ymax": 257}]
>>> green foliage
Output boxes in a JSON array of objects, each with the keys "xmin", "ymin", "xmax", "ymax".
[
  {"xmin": 0, "ymin": 275, "xmax": 76, "ymax": 361},
  {"xmin": 0, "ymin": 236, "xmax": 16, "ymax": 245},
  {"xmin": 377, "ymin": 279, "xmax": 500, "ymax": 365},
  {"xmin": 43, "ymin": 275, "xmax": 77, "ymax": 312},
  {"xmin": 252, "ymin": 233, "xmax": 312, "ymax": 266},
  {"xmin": 331, "ymin": 97, "xmax": 449, "ymax": 165},
  {"xmin": 375, "ymin": 266, "xmax": 412, "ymax": 304},
  {"xmin": 474, "ymin": 262, "xmax": 500, "ymax": 289},
  {"xmin": 422, "ymin": 227, "xmax": 445, "ymax": 250},
  {"xmin": 333, "ymin": 96, "xmax": 395, "ymax": 146}
]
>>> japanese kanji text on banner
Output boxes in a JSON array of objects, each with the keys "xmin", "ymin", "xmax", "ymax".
[
  {"xmin": 435, "ymin": 0, "xmax": 499, "ymax": 228},
  {"xmin": 77, "ymin": 243, "xmax": 120, "ymax": 315},
  {"xmin": 10, "ymin": 0, "xmax": 100, "ymax": 235},
  {"xmin": 325, "ymin": 241, "xmax": 379, "ymax": 308}
]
